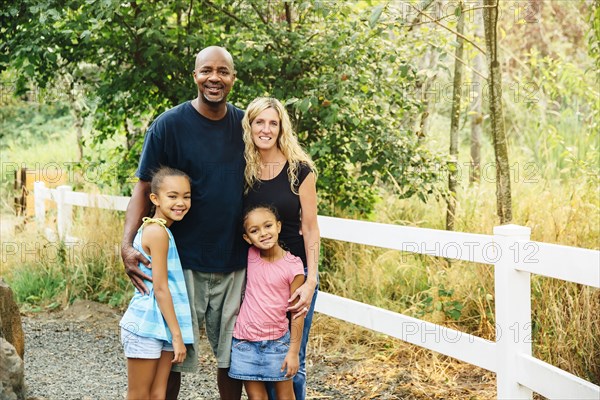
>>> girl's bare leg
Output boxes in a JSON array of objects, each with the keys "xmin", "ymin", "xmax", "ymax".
[
  {"xmin": 244, "ymin": 380, "xmax": 269, "ymax": 400},
  {"xmin": 127, "ymin": 357, "xmax": 159, "ymax": 400},
  {"xmin": 150, "ymin": 351, "xmax": 175, "ymax": 399},
  {"xmin": 274, "ymin": 380, "xmax": 295, "ymax": 400}
]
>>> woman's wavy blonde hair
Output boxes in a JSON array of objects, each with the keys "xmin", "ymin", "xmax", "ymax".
[{"xmin": 242, "ymin": 97, "xmax": 316, "ymax": 195}]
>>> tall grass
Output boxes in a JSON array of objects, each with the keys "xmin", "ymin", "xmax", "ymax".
[
  {"xmin": 3, "ymin": 206, "xmax": 130, "ymax": 311},
  {"xmin": 320, "ymin": 163, "xmax": 600, "ymax": 384}
]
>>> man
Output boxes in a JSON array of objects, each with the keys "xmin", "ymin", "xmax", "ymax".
[{"xmin": 121, "ymin": 46, "xmax": 246, "ymax": 400}]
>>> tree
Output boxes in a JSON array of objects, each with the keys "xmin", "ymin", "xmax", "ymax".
[
  {"xmin": 483, "ymin": 0, "xmax": 512, "ymax": 223},
  {"xmin": 445, "ymin": 2, "xmax": 465, "ymax": 231},
  {"xmin": 408, "ymin": 0, "xmax": 438, "ymax": 141},
  {"xmin": 1, "ymin": 0, "xmax": 444, "ymax": 215},
  {"xmin": 469, "ymin": 8, "xmax": 484, "ymax": 185}
]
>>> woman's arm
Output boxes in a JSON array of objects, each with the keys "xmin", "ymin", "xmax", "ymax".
[
  {"xmin": 288, "ymin": 172, "xmax": 320, "ymax": 316},
  {"xmin": 142, "ymin": 225, "xmax": 186, "ymax": 364},
  {"xmin": 282, "ymin": 274, "xmax": 307, "ymax": 377}
]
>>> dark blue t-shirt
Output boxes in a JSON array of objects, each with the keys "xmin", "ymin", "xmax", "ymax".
[{"xmin": 136, "ymin": 101, "xmax": 247, "ymax": 272}]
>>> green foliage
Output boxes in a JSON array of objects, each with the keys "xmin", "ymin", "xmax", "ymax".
[
  {"xmin": 7, "ymin": 249, "xmax": 130, "ymax": 309},
  {"xmin": 223, "ymin": 2, "xmax": 444, "ymax": 213},
  {"xmin": 5, "ymin": 232, "xmax": 131, "ymax": 310},
  {"xmin": 9, "ymin": 262, "xmax": 67, "ymax": 306},
  {"xmin": 587, "ymin": 1, "xmax": 600, "ymax": 182},
  {"xmin": 589, "ymin": 0, "xmax": 600, "ymax": 71},
  {"xmin": 416, "ymin": 285, "xmax": 464, "ymax": 321},
  {"xmin": 1, "ymin": 0, "xmax": 444, "ymax": 212},
  {"xmin": 506, "ymin": 49, "xmax": 598, "ymax": 183},
  {"xmin": 0, "ymin": 102, "xmax": 72, "ymax": 148},
  {"xmin": 0, "ymin": 92, "xmax": 77, "ymax": 212}
]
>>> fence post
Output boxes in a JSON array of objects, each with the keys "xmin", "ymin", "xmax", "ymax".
[
  {"xmin": 33, "ymin": 181, "xmax": 47, "ymax": 228},
  {"xmin": 56, "ymin": 185, "xmax": 73, "ymax": 240},
  {"xmin": 494, "ymin": 224, "xmax": 533, "ymax": 399}
]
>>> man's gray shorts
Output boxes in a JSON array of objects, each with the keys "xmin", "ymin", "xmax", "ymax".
[{"xmin": 173, "ymin": 268, "xmax": 246, "ymax": 372}]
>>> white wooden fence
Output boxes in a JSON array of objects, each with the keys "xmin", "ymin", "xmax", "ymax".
[{"xmin": 34, "ymin": 182, "xmax": 600, "ymax": 399}]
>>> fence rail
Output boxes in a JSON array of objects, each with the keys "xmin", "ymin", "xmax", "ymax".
[{"xmin": 34, "ymin": 182, "xmax": 600, "ymax": 399}]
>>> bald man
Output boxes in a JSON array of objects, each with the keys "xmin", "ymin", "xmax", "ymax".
[{"xmin": 121, "ymin": 46, "xmax": 246, "ymax": 400}]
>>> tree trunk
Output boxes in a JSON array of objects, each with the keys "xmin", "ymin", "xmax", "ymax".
[
  {"xmin": 75, "ymin": 114, "xmax": 84, "ymax": 162},
  {"xmin": 446, "ymin": 2, "xmax": 465, "ymax": 231},
  {"xmin": 417, "ymin": 47, "xmax": 438, "ymax": 140},
  {"xmin": 125, "ymin": 119, "xmax": 142, "ymax": 151},
  {"xmin": 483, "ymin": 0, "xmax": 512, "ymax": 223},
  {"xmin": 67, "ymin": 79, "xmax": 85, "ymax": 162},
  {"xmin": 469, "ymin": 8, "xmax": 484, "ymax": 184}
]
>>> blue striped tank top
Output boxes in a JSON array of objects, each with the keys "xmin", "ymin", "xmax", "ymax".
[{"xmin": 119, "ymin": 218, "xmax": 194, "ymax": 344}]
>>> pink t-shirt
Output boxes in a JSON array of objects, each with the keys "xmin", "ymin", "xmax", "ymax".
[{"xmin": 233, "ymin": 246, "xmax": 305, "ymax": 341}]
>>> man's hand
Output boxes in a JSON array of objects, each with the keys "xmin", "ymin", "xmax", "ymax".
[{"xmin": 121, "ymin": 243, "xmax": 152, "ymax": 294}]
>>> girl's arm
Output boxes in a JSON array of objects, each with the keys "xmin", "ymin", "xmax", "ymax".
[
  {"xmin": 282, "ymin": 274, "xmax": 307, "ymax": 377},
  {"xmin": 142, "ymin": 225, "xmax": 186, "ymax": 364},
  {"xmin": 288, "ymin": 172, "xmax": 320, "ymax": 316}
]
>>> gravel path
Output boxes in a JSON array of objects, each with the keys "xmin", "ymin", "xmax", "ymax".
[
  {"xmin": 21, "ymin": 301, "xmax": 361, "ymax": 400},
  {"xmin": 23, "ymin": 310, "xmax": 220, "ymax": 399}
]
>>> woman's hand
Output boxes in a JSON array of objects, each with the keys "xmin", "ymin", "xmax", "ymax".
[
  {"xmin": 287, "ymin": 279, "xmax": 317, "ymax": 319},
  {"xmin": 171, "ymin": 337, "xmax": 187, "ymax": 364}
]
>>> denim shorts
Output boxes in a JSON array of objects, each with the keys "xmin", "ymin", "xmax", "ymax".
[
  {"xmin": 121, "ymin": 327, "xmax": 174, "ymax": 359},
  {"xmin": 228, "ymin": 331, "xmax": 293, "ymax": 381}
]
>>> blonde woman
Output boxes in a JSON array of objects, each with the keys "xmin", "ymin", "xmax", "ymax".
[{"xmin": 241, "ymin": 97, "xmax": 319, "ymax": 400}]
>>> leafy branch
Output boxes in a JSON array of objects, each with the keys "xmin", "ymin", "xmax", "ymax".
[{"xmin": 405, "ymin": 2, "xmax": 486, "ymax": 55}]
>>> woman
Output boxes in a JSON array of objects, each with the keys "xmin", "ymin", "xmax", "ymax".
[{"xmin": 242, "ymin": 97, "xmax": 320, "ymax": 400}]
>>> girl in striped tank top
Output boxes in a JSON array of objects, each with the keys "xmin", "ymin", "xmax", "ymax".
[{"xmin": 120, "ymin": 167, "xmax": 194, "ymax": 400}]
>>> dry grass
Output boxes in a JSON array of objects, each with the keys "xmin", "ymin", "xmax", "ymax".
[
  {"xmin": 309, "ymin": 314, "xmax": 496, "ymax": 399},
  {"xmin": 317, "ymin": 173, "xmax": 599, "ymax": 393},
  {"xmin": 2, "ymin": 206, "xmax": 129, "ymax": 309},
  {"xmin": 532, "ymin": 278, "xmax": 600, "ymax": 384}
]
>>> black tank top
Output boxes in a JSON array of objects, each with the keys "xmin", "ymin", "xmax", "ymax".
[{"xmin": 243, "ymin": 161, "xmax": 312, "ymax": 267}]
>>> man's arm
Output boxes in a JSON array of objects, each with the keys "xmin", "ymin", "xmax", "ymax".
[{"xmin": 121, "ymin": 180, "xmax": 153, "ymax": 294}]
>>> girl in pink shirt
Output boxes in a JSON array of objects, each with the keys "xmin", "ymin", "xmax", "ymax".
[{"xmin": 229, "ymin": 205, "xmax": 305, "ymax": 400}]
